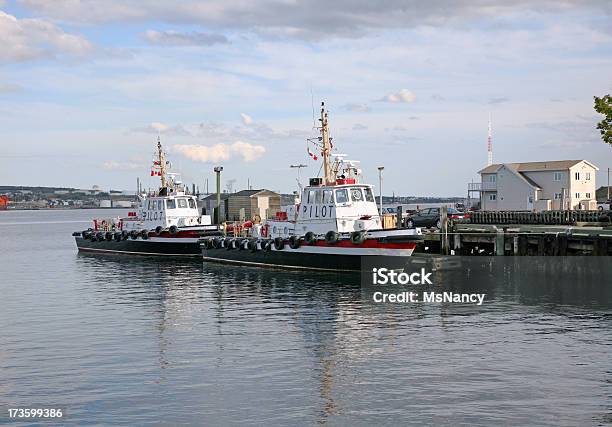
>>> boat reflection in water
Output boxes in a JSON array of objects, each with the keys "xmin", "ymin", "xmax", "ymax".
[{"xmin": 73, "ymin": 252, "xmax": 612, "ymax": 425}]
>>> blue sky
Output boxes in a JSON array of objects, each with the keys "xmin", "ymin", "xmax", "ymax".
[{"xmin": 1, "ymin": 0, "xmax": 611, "ymax": 196}]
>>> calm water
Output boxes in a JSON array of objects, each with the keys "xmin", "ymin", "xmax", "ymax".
[{"xmin": 1, "ymin": 209, "xmax": 611, "ymax": 426}]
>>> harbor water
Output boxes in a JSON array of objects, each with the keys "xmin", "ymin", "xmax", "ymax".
[{"xmin": 1, "ymin": 209, "xmax": 611, "ymax": 425}]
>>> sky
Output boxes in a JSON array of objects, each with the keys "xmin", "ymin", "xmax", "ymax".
[{"xmin": 1, "ymin": 0, "xmax": 611, "ymax": 196}]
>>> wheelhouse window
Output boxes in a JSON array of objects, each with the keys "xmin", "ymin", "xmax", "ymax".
[
  {"xmin": 188, "ymin": 198, "xmax": 196, "ymax": 209},
  {"xmin": 364, "ymin": 187, "xmax": 375, "ymax": 202},
  {"xmin": 335, "ymin": 189, "xmax": 349, "ymax": 204},
  {"xmin": 322, "ymin": 190, "xmax": 333, "ymax": 204},
  {"xmin": 166, "ymin": 199, "xmax": 176, "ymax": 209},
  {"xmin": 315, "ymin": 190, "xmax": 322, "ymax": 204},
  {"xmin": 307, "ymin": 190, "xmax": 316, "ymax": 204},
  {"xmin": 350, "ymin": 188, "xmax": 363, "ymax": 202},
  {"xmin": 178, "ymin": 198, "xmax": 188, "ymax": 208}
]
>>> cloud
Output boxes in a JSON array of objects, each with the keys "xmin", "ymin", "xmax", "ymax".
[
  {"xmin": 378, "ymin": 89, "xmax": 416, "ymax": 103},
  {"xmin": 143, "ymin": 30, "xmax": 229, "ymax": 46},
  {"xmin": 16, "ymin": 1, "xmax": 612, "ymax": 40},
  {"xmin": 240, "ymin": 113, "xmax": 253, "ymax": 125},
  {"xmin": 102, "ymin": 160, "xmax": 142, "ymax": 171},
  {"xmin": 172, "ymin": 142, "xmax": 266, "ymax": 163},
  {"xmin": 352, "ymin": 123, "xmax": 368, "ymax": 131},
  {"xmin": 488, "ymin": 97, "xmax": 509, "ymax": 105},
  {"xmin": 341, "ymin": 103, "xmax": 370, "ymax": 112},
  {"xmin": 0, "ymin": 83, "xmax": 23, "ymax": 93},
  {"xmin": 131, "ymin": 122, "xmax": 192, "ymax": 136},
  {"xmin": 0, "ymin": 11, "xmax": 92, "ymax": 63}
]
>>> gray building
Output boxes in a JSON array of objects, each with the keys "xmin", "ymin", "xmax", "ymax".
[
  {"xmin": 478, "ymin": 160, "xmax": 598, "ymax": 211},
  {"xmin": 200, "ymin": 189, "xmax": 281, "ymax": 222}
]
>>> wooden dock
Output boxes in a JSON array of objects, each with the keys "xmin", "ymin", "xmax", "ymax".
[{"xmin": 406, "ymin": 208, "xmax": 612, "ymax": 256}]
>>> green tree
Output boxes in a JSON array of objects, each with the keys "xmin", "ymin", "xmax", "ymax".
[{"xmin": 594, "ymin": 94, "xmax": 612, "ymax": 145}]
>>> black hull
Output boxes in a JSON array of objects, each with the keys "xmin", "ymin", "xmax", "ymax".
[
  {"xmin": 202, "ymin": 246, "xmax": 363, "ymax": 271},
  {"xmin": 75, "ymin": 236, "xmax": 200, "ymax": 257}
]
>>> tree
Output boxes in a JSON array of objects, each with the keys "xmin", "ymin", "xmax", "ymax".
[{"xmin": 594, "ymin": 94, "xmax": 612, "ymax": 146}]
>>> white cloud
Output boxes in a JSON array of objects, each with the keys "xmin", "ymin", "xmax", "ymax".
[
  {"xmin": 352, "ymin": 123, "xmax": 368, "ymax": 131},
  {"xmin": 143, "ymin": 30, "xmax": 228, "ymax": 46},
  {"xmin": 0, "ymin": 11, "xmax": 92, "ymax": 63},
  {"xmin": 172, "ymin": 141, "xmax": 266, "ymax": 163},
  {"xmin": 102, "ymin": 160, "xmax": 142, "ymax": 171},
  {"xmin": 131, "ymin": 122, "xmax": 192, "ymax": 136},
  {"xmin": 0, "ymin": 83, "xmax": 23, "ymax": 93},
  {"xmin": 379, "ymin": 89, "xmax": 416, "ymax": 103},
  {"xmin": 341, "ymin": 103, "xmax": 370, "ymax": 112},
  {"xmin": 240, "ymin": 113, "xmax": 253, "ymax": 125},
  {"xmin": 150, "ymin": 122, "xmax": 168, "ymax": 133}
]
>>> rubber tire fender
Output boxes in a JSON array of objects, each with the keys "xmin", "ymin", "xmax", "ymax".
[
  {"xmin": 289, "ymin": 235, "xmax": 301, "ymax": 249},
  {"xmin": 325, "ymin": 230, "xmax": 339, "ymax": 245},
  {"xmin": 304, "ymin": 231, "xmax": 317, "ymax": 245},
  {"xmin": 274, "ymin": 237, "xmax": 285, "ymax": 250},
  {"xmin": 350, "ymin": 231, "xmax": 366, "ymax": 245}
]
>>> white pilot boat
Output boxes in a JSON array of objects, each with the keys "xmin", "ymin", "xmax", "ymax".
[
  {"xmin": 73, "ymin": 138, "xmax": 220, "ymax": 257},
  {"xmin": 200, "ymin": 103, "xmax": 423, "ymax": 271}
]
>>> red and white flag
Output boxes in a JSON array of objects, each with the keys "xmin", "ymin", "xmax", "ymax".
[{"xmin": 307, "ymin": 147, "xmax": 318, "ymax": 161}]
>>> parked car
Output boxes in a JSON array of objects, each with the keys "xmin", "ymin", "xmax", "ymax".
[
  {"xmin": 381, "ymin": 206, "xmax": 397, "ymax": 215},
  {"xmin": 405, "ymin": 207, "xmax": 470, "ymax": 229},
  {"xmin": 598, "ymin": 201, "xmax": 611, "ymax": 211}
]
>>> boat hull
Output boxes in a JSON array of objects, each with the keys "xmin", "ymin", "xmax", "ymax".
[
  {"xmin": 201, "ymin": 239, "xmax": 418, "ymax": 271},
  {"xmin": 75, "ymin": 235, "xmax": 202, "ymax": 257}
]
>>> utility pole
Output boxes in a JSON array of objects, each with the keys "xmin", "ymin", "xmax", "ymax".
[
  {"xmin": 214, "ymin": 166, "xmax": 223, "ymax": 224},
  {"xmin": 378, "ymin": 166, "xmax": 384, "ymax": 215},
  {"xmin": 608, "ymin": 168, "xmax": 610, "ymax": 201}
]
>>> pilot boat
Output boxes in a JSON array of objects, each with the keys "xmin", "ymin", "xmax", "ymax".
[
  {"xmin": 73, "ymin": 138, "xmax": 220, "ymax": 257},
  {"xmin": 200, "ymin": 103, "xmax": 423, "ymax": 271}
]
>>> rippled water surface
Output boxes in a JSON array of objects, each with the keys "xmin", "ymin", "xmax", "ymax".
[{"xmin": 1, "ymin": 209, "xmax": 611, "ymax": 426}]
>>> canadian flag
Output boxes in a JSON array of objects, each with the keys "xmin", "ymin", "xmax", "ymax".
[{"xmin": 307, "ymin": 147, "xmax": 318, "ymax": 161}]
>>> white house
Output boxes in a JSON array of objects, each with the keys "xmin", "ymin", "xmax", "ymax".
[{"xmin": 478, "ymin": 160, "xmax": 598, "ymax": 211}]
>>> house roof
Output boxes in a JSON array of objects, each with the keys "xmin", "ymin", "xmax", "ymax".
[
  {"xmin": 479, "ymin": 160, "xmax": 594, "ymax": 174},
  {"xmin": 201, "ymin": 193, "xmax": 231, "ymax": 201},
  {"xmin": 518, "ymin": 172, "xmax": 542, "ymax": 189}
]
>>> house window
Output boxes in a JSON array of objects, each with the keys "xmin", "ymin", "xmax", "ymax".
[
  {"xmin": 554, "ymin": 193, "xmax": 562, "ymax": 200},
  {"xmin": 553, "ymin": 172, "xmax": 562, "ymax": 181},
  {"xmin": 575, "ymin": 172, "xmax": 580, "ymax": 180},
  {"xmin": 490, "ymin": 175, "xmax": 496, "ymax": 182},
  {"xmin": 586, "ymin": 172, "xmax": 591, "ymax": 180},
  {"xmin": 489, "ymin": 194, "xmax": 496, "ymax": 201},
  {"xmin": 586, "ymin": 193, "xmax": 591, "ymax": 198},
  {"xmin": 575, "ymin": 192, "xmax": 580, "ymax": 199}
]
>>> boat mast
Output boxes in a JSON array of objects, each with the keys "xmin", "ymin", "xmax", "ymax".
[
  {"xmin": 319, "ymin": 102, "xmax": 335, "ymax": 185},
  {"xmin": 157, "ymin": 136, "xmax": 167, "ymax": 189}
]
